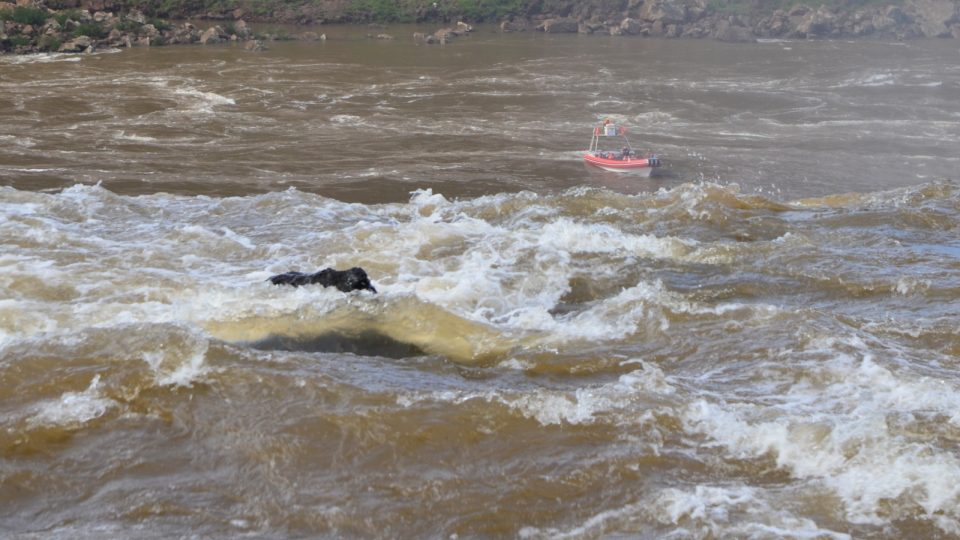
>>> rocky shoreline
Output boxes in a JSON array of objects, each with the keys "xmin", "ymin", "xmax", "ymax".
[
  {"xmin": 2, "ymin": 0, "xmax": 959, "ymax": 55},
  {"xmin": 533, "ymin": 0, "xmax": 959, "ymax": 41},
  {"xmin": 0, "ymin": 2, "xmax": 285, "ymax": 54}
]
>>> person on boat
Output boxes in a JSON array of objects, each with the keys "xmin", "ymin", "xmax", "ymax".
[{"xmin": 621, "ymin": 146, "xmax": 631, "ymax": 159}]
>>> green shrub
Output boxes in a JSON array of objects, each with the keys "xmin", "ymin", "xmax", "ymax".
[
  {"xmin": 3, "ymin": 6, "xmax": 50, "ymax": 26},
  {"xmin": 115, "ymin": 19, "xmax": 142, "ymax": 32},
  {"xmin": 706, "ymin": 0, "xmax": 753, "ymax": 15},
  {"xmin": 492, "ymin": 0, "xmax": 526, "ymax": 20},
  {"xmin": 154, "ymin": 0, "xmax": 216, "ymax": 17},
  {"xmin": 347, "ymin": 0, "xmax": 405, "ymax": 22},
  {"xmin": 211, "ymin": 0, "xmax": 240, "ymax": 11},
  {"xmin": 10, "ymin": 34, "xmax": 32, "ymax": 47},
  {"xmin": 39, "ymin": 35, "xmax": 62, "ymax": 51},
  {"xmin": 18, "ymin": 6, "xmax": 49, "ymax": 25},
  {"xmin": 430, "ymin": 0, "xmax": 524, "ymax": 22},
  {"xmin": 74, "ymin": 21, "xmax": 108, "ymax": 39},
  {"xmin": 148, "ymin": 17, "xmax": 172, "ymax": 31},
  {"xmin": 54, "ymin": 9, "xmax": 85, "ymax": 26},
  {"xmin": 455, "ymin": 0, "xmax": 483, "ymax": 20},
  {"xmin": 159, "ymin": 0, "xmax": 182, "ymax": 16}
]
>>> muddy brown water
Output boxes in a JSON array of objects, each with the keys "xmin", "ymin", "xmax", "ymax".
[{"xmin": 1, "ymin": 27, "xmax": 960, "ymax": 539}]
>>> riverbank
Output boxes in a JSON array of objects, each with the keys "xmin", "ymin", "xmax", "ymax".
[{"xmin": 2, "ymin": 0, "xmax": 958, "ymax": 54}]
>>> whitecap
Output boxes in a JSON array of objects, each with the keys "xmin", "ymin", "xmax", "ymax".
[
  {"xmin": 682, "ymin": 348, "xmax": 960, "ymax": 533},
  {"xmin": 1, "ymin": 53, "xmax": 82, "ymax": 65},
  {"xmin": 27, "ymin": 375, "xmax": 115, "ymax": 428},
  {"xmin": 172, "ymin": 86, "xmax": 236, "ymax": 113}
]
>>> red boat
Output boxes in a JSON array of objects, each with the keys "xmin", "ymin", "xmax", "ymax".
[{"xmin": 583, "ymin": 121, "xmax": 661, "ymax": 176}]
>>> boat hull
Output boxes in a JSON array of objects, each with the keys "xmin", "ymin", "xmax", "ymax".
[{"xmin": 583, "ymin": 153, "xmax": 656, "ymax": 176}]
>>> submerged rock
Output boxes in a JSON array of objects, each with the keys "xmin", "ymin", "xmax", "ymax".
[
  {"xmin": 268, "ymin": 267, "xmax": 377, "ymax": 293},
  {"xmin": 244, "ymin": 38, "xmax": 266, "ymax": 51},
  {"xmin": 420, "ymin": 21, "xmax": 473, "ymax": 45}
]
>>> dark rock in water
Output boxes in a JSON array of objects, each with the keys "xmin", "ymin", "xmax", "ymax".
[
  {"xmin": 436, "ymin": 23, "xmax": 470, "ymax": 42},
  {"xmin": 268, "ymin": 267, "xmax": 377, "ymax": 293},
  {"xmin": 244, "ymin": 38, "xmax": 266, "ymax": 51},
  {"xmin": 250, "ymin": 330, "xmax": 424, "ymax": 358}
]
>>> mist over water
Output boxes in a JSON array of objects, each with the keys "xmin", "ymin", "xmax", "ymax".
[{"xmin": 1, "ymin": 27, "xmax": 960, "ymax": 539}]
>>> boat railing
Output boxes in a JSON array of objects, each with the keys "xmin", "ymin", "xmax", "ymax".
[{"xmin": 588, "ymin": 123, "xmax": 633, "ymax": 154}]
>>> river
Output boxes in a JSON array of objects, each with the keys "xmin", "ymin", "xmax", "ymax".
[{"xmin": 1, "ymin": 26, "xmax": 959, "ymax": 539}]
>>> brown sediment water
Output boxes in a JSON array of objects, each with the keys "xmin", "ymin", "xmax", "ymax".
[{"xmin": 1, "ymin": 28, "xmax": 959, "ymax": 539}]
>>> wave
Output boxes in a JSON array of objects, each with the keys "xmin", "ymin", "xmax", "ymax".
[
  {"xmin": 2, "ymin": 181, "xmax": 960, "ymax": 535},
  {"xmin": 0, "ymin": 323, "xmax": 209, "ymax": 451},
  {"xmin": 0, "ymin": 52, "xmax": 83, "ymax": 65},
  {"xmin": 0, "ymin": 181, "xmax": 953, "ymax": 368}
]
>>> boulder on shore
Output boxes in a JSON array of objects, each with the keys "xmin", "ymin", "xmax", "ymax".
[
  {"xmin": 58, "ymin": 34, "xmax": 91, "ymax": 52},
  {"xmin": 537, "ymin": 18, "xmax": 579, "ymax": 33},
  {"xmin": 640, "ymin": 0, "xmax": 687, "ymax": 25},
  {"xmin": 199, "ymin": 26, "xmax": 223, "ymax": 44},
  {"xmin": 620, "ymin": 17, "xmax": 643, "ymax": 35},
  {"xmin": 714, "ymin": 19, "xmax": 756, "ymax": 42},
  {"xmin": 908, "ymin": 0, "xmax": 960, "ymax": 37}
]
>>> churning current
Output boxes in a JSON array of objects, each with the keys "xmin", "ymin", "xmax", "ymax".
[{"xmin": 1, "ymin": 27, "xmax": 959, "ymax": 539}]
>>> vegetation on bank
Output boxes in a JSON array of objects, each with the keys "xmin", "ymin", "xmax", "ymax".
[
  {"xmin": 706, "ymin": 0, "xmax": 905, "ymax": 15},
  {"xmin": 34, "ymin": 0, "xmax": 526, "ymax": 22},
  {"xmin": 0, "ymin": 0, "xmax": 527, "ymax": 25},
  {"xmin": 0, "ymin": 0, "xmax": 922, "ymax": 26},
  {"xmin": 2, "ymin": 0, "xmax": 954, "ymax": 54},
  {"xmin": 1, "ymin": 5, "xmax": 50, "ymax": 25},
  {"xmin": 37, "ymin": 0, "xmax": 915, "ymax": 23}
]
